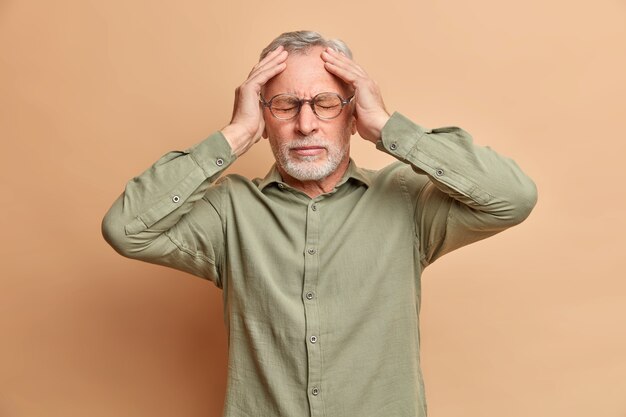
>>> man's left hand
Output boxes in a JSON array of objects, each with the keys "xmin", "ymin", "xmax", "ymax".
[{"xmin": 321, "ymin": 47, "xmax": 390, "ymax": 143}]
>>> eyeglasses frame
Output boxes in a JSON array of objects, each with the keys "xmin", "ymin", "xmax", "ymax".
[{"xmin": 259, "ymin": 92, "xmax": 355, "ymax": 120}]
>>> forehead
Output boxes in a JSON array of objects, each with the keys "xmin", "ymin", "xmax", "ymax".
[{"xmin": 263, "ymin": 46, "xmax": 349, "ymax": 98}]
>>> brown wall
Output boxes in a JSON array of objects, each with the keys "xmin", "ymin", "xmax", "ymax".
[{"xmin": 1, "ymin": 0, "xmax": 625, "ymax": 416}]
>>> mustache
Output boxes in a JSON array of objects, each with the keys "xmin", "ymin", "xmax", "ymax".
[{"xmin": 284, "ymin": 137, "xmax": 329, "ymax": 150}]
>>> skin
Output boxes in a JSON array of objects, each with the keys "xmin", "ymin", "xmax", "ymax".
[{"xmin": 221, "ymin": 44, "xmax": 390, "ymax": 198}]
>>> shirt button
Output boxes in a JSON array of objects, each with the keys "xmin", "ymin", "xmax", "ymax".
[
  {"xmin": 435, "ymin": 168, "xmax": 444, "ymax": 177},
  {"xmin": 390, "ymin": 142, "xmax": 398, "ymax": 150},
  {"xmin": 310, "ymin": 335, "xmax": 318, "ymax": 344},
  {"xmin": 311, "ymin": 204, "xmax": 317, "ymax": 211},
  {"xmin": 311, "ymin": 387, "xmax": 319, "ymax": 396},
  {"xmin": 307, "ymin": 248, "xmax": 316, "ymax": 255},
  {"xmin": 216, "ymin": 158, "xmax": 224, "ymax": 166},
  {"xmin": 172, "ymin": 195, "xmax": 181, "ymax": 203},
  {"xmin": 278, "ymin": 183, "xmax": 285, "ymax": 189},
  {"xmin": 305, "ymin": 292, "xmax": 314, "ymax": 300}
]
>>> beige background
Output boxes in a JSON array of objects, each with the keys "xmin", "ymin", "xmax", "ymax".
[{"xmin": 1, "ymin": 0, "xmax": 625, "ymax": 416}]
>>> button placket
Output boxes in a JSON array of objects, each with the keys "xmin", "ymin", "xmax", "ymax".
[{"xmin": 303, "ymin": 198, "xmax": 323, "ymax": 414}]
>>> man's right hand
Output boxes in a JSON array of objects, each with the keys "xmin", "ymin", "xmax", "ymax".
[{"xmin": 221, "ymin": 46, "xmax": 288, "ymax": 157}]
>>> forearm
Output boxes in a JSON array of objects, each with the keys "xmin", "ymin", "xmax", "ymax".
[
  {"xmin": 376, "ymin": 112, "xmax": 537, "ymax": 266},
  {"xmin": 378, "ymin": 112, "xmax": 537, "ymax": 225},
  {"xmin": 101, "ymin": 132, "xmax": 235, "ymax": 278}
]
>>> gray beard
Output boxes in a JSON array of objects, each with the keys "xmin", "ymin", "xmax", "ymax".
[{"xmin": 272, "ymin": 136, "xmax": 348, "ymax": 181}]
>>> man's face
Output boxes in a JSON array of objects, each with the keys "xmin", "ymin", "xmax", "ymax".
[{"xmin": 262, "ymin": 46, "xmax": 356, "ymax": 182}]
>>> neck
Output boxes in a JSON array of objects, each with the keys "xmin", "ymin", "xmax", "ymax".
[{"xmin": 278, "ymin": 158, "xmax": 350, "ymax": 198}]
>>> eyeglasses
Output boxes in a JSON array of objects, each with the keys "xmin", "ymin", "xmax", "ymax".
[{"xmin": 260, "ymin": 92, "xmax": 354, "ymax": 120}]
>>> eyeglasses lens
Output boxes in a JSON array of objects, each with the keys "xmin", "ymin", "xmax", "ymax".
[
  {"xmin": 270, "ymin": 94, "xmax": 343, "ymax": 119},
  {"xmin": 314, "ymin": 94, "xmax": 342, "ymax": 118},
  {"xmin": 271, "ymin": 95, "xmax": 300, "ymax": 119}
]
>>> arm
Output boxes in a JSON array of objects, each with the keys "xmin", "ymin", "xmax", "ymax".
[
  {"xmin": 102, "ymin": 46, "xmax": 289, "ymax": 284},
  {"xmin": 378, "ymin": 113, "xmax": 537, "ymax": 266},
  {"xmin": 322, "ymin": 48, "xmax": 537, "ymax": 266},
  {"xmin": 101, "ymin": 133, "xmax": 234, "ymax": 284}
]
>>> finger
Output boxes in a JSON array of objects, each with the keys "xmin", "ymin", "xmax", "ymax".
[
  {"xmin": 322, "ymin": 60, "xmax": 366, "ymax": 86},
  {"xmin": 249, "ymin": 47, "xmax": 287, "ymax": 77},
  {"xmin": 324, "ymin": 61, "xmax": 369, "ymax": 79},
  {"xmin": 253, "ymin": 45, "xmax": 284, "ymax": 70},
  {"xmin": 248, "ymin": 52, "xmax": 288, "ymax": 82},
  {"xmin": 323, "ymin": 59, "xmax": 361, "ymax": 85},
  {"xmin": 322, "ymin": 48, "xmax": 367, "ymax": 76},
  {"xmin": 246, "ymin": 60, "xmax": 287, "ymax": 91}
]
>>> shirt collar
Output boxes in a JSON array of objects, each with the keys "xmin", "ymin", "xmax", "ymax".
[{"xmin": 257, "ymin": 159, "xmax": 372, "ymax": 192}]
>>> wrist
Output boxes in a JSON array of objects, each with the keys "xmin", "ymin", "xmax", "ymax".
[
  {"xmin": 221, "ymin": 123, "xmax": 254, "ymax": 157},
  {"xmin": 365, "ymin": 113, "xmax": 391, "ymax": 144}
]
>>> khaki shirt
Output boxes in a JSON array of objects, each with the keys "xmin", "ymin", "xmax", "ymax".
[{"xmin": 103, "ymin": 112, "xmax": 537, "ymax": 417}]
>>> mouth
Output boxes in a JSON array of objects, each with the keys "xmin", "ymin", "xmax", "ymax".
[{"xmin": 289, "ymin": 146, "xmax": 326, "ymax": 157}]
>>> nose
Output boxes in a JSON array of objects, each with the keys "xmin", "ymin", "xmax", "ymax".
[{"xmin": 295, "ymin": 101, "xmax": 319, "ymax": 136}]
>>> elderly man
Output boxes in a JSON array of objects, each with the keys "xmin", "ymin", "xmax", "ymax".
[{"xmin": 103, "ymin": 31, "xmax": 537, "ymax": 417}]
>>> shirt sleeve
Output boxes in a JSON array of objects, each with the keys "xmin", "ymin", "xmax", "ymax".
[
  {"xmin": 101, "ymin": 131, "xmax": 236, "ymax": 287},
  {"xmin": 376, "ymin": 112, "xmax": 538, "ymax": 267}
]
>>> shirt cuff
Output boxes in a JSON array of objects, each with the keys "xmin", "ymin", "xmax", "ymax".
[
  {"xmin": 375, "ymin": 112, "xmax": 491, "ymax": 205},
  {"xmin": 376, "ymin": 112, "xmax": 427, "ymax": 161},
  {"xmin": 188, "ymin": 131, "xmax": 237, "ymax": 179}
]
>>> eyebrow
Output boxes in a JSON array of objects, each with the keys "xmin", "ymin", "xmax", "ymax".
[{"xmin": 275, "ymin": 90, "xmax": 344, "ymax": 98}]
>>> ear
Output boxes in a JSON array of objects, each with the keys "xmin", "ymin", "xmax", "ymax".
[
  {"xmin": 262, "ymin": 126, "xmax": 268, "ymax": 139},
  {"xmin": 350, "ymin": 115, "xmax": 357, "ymax": 135}
]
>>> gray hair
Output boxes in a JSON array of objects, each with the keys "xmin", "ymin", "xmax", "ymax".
[{"xmin": 260, "ymin": 30, "xmax": 353, "ymax": 61}]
